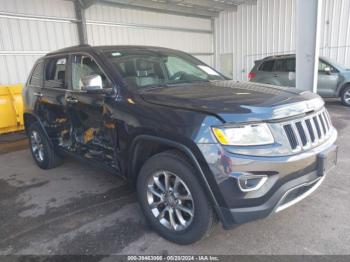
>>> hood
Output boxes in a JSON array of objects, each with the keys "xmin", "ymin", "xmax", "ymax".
[{"xmin": 139, "ymin": 81, "xmax": 324, "ymax": 123}]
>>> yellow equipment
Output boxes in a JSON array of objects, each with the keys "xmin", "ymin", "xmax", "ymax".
[{"xmin": 0, "ymin": 84, "xmax": 24, "ymax": 134}]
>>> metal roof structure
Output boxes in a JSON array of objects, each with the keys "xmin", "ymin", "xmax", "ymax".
[{"xmin": 77, "ymin": 0, "xmax": 257, "ymax": 17}]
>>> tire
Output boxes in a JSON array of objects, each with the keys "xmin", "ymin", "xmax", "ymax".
[
  {"xmin": 28, "ymin": 122, "xmax": 63, "ymax": 169},
  {"xmin": 136, "ymin": 150, "xmax": 215, "ymax": 245},
  {"xmin": 341, "ymin": 86, "xmax": 350, "ymax": 106}
]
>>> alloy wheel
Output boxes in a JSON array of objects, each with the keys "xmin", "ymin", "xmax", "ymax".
[
  {"xmin": 147, "ymin": 170, "xmax": 194, "ymax": 231},
  {"xmin": 30, "ymin": 130, "xmax": 44, "ymax": 162},
  {"xmin": 344, "ymin": 89, "xmax": 350, "ymax": 105}
]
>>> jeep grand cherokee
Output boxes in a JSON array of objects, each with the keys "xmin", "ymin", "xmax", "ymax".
[{"xmin": 23, "ymin": 45, "xmax": 338, "ymax": 244}]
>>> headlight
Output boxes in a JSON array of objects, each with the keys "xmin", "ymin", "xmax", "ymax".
[{"xmin": 212, "ymin": 123, "xmax": 274, "ymax": 146}]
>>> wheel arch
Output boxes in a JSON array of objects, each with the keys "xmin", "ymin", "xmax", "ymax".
[
  {"xmin": 24, "ymin": 112, "xmax": 53, "ymax": 147},
  {"xmin": 128, "ymin": 135, "xmax": 228, "ymax": 224},
  {"xmin": 337, "ymin": 82, "xmax": 350, "ymax": 97}
]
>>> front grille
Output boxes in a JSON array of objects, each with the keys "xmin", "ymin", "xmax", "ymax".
[{"xmin": 282, "ymin": 108, "xmax": 333, "ymax": 152}]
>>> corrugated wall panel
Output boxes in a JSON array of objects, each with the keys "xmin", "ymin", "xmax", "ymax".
[
  {"xmin": 86, "ymin": 4, "xmax": 214, "ymax": 66},
  {"xmin": 0, "ymin": 55, "xmax": 42, "ymax": 84},
  {"xmin": 87, "ymin": 24, "xmax": 212, "ymax": 54},
  {"xmin": 0, "ymin": 0, "xmax": 76, "ymax": 18},
  {"xmin": 85, "ymin": 4, "xmax": 212, "ymax": 31},
  {"xmin": 319, "ymin": 0, "xmax": 350, "ymax": 67},
  {"xmin": 0, "ymin": 0, "xmax": 78, "ymax": 84},
  {"xmin": 217, "ymin": 0, "xmax": 350, "ymax": 81}
]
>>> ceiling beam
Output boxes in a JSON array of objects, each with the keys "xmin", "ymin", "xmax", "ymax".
[
  {"xmin": 178, "ymin": 0, "xmax": 238, "ymax": 11},
  {"xmin": 231, "ymin": 0, "xmax": 257, "ymax": 5},
  {"xmin": 77, "ymin": 0, "xmax": 99, "ymax": 9},
  {"xmin": 101, "ymin": 0, "xmax": 220, "ymax": 17}
]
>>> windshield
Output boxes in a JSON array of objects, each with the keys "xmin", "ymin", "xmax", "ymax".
[{"xmin": 104, "ymin": 49, "xmax": 225, "ymax": 90}]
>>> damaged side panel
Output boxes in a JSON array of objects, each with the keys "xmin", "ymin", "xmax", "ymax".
[
  {"xmin": 38, "ymin": 93, "xmax": 120, "ymax": 173},
  {"xmin": 37, "ymin": 53, "xmax": 121, "ymax": 175},
  {"xmin": 63, "ymin": 99, "xmax": 120, "ymax": 172}
]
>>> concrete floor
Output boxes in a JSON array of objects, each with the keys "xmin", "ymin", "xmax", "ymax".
[{"xmin": 0, "ymin": 99, "xmax": 349, "ymax": 256}]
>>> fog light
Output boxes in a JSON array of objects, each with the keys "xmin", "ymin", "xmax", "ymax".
[{"xmin": 230, "ymin": 172, "xmax": 268, "ymax": 192}]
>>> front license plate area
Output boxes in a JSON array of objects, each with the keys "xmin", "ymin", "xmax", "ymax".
[{"xmin": 317, "ymin": 145, "xmax": 338, "ymax": 176}]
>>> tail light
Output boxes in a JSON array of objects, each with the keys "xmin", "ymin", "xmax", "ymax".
[{"xmin": 248, "ymin": 72, "xmax": 256, "ymax": 80}]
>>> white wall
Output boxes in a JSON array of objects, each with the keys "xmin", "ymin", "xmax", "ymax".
[
  {"xmin": 216, "ymin": 0, "xmax": 350, "ymax": 81},
  {"xmin": 85, "ymin": 4, "xmax": 214, "ymax": 66},
  {"xmin": 0, "ymin": 0, "xmax": 214, "ymax": 84},
  {"xmin": 0, "ymin": 0, "xmax": 79, "ymax": 84}
]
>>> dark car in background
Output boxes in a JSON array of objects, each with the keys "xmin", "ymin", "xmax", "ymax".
[
  {"xmin": 23, "ymin": 45, "xmax": 338, "ymax": 244},
  {"xmin": 249, "ymin": 54, "xmax": 350, "ymax": 106}
]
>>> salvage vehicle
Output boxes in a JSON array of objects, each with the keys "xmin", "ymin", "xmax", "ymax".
[
  {"xmin": 23, "ymin": 45, "xmax": 338, "ymax": 244},
  {"xmin": 249, "ymin": 54, "xmax": 350, "ymax": 106}
]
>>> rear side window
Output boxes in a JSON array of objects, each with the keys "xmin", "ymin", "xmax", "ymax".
[
  {"xmin": 44, "ymin": 57, "xmax": 67, "ymax": 89},
  {"xmin": 259, "ymin": 60, "xmax": 274, "ymax": 71},
  {"xmin": 29, "ymin": 62, "xmax": 43, "ymax": 87},
  {"xmin": 285, "ymin": 58, "xmax": 295, "ymax": 72},
  {"xmin": 273, "ymin": 58, "xmax": 295, "ymax": 72},
  {"xmin": 274, "ymin": 59, "xmax": 287, "ymax": 72}
]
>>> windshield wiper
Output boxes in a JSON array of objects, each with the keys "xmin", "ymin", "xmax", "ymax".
[
  {"xmin": 166, "ymin": 79, "xmax": 210, "ymax": 86},
  {"xmin": 138, "ymin": 79, "xmax": 210, "ymax": 91}
]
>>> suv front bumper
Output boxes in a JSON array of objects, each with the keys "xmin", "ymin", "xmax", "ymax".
[{"xmin": 197, "ymin": 129, "xmax": 338, "ymax": 228}]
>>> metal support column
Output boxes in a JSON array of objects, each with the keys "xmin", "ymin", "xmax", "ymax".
[
  {"xmin": 75, "ymin": 1, "xmax": 88, "ymax": 44},
  {"xmin": 295, "ymin": 0, "xmax": 323, "ymax": 92},
  {"xmin": 211, "ymin": 17, "xmax": 217, "ymax": 69}
]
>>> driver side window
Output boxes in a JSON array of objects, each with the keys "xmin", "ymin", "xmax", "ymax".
[
  {"xmin": 318, "ymin": 60, "xmax": 335, "ymax": 73},
  {"xmin": 71, "ymin": 54, "xmax": 109, "ymax": 90}
]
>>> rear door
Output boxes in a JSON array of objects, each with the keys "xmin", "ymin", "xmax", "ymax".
[{"xmin": 35, "ymin": 55, "xmax": 70, "ymax": 143}]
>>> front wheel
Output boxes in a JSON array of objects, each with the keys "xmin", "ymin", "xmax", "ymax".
[
  {"xmin": 137, "ymin": 151, "xmax": 215, "ymax": 245},
  {"xmin": 341, "ymin": 86, "xmax": 350, "ymax": 106}
]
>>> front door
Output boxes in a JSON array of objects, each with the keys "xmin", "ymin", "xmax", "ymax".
[
  {"xmin": 66, "ymin": 53, "xmax": 118, "ymax": 170},
  {"xmin": 317, "ymin": 59, "xmax": 339, "ymax": 97}
]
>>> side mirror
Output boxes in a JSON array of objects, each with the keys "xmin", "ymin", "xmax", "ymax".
[
  {"xmin": 81, "ymin": 74, "xmax": 103, "ymax": 93},
  {"xmin": 324, "ymin": 66, "xmax": 332, "ymax": 74}
]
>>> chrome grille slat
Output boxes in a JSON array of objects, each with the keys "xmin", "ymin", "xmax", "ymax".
[
  {"xmin": 325, "ymin": 110, "xmax": 333, "ymax": 126},
  {"xmin": 283, "ymin": 124, "xmax": 298, "ymax": 150},
  {"xmin": 295, "ymin": 122, "xmax": 307, "ymax": 146},
  {"xmin": 282, "ymin": 108, "xmax": 332, "ymax": 152},
  {"xmin": 291, "ymin": 123, "xmax": 303, "ymax": 150},
  {"xmin": 310, "ymin": 118, "xmax": 319, "ymax": 144},
  {"xmin": 319, "ymin": 114, "xmax": 327, "ymax": 135},
  {"xmin": 314, "ymin": 115, "xmax": 323, "ymax": 139},
  {"xmin": 305, "ymin": 119, "xmax": 315, "ymax": 143},
  {"xmin": 301, "ymin": 120, "xmax": 311, "ymax": 148},
  {"xmin": 322, "ymin": 112, "xmax": 330, "ymax": 131}
]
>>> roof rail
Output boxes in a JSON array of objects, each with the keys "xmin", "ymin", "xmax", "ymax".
[
  {"xmin": 263, "ymin": 53, "xmax": 295, "ymax": 60},
  {"xmin": 46, "ymin": 44, "xmax": 92, "ymax": 55}
]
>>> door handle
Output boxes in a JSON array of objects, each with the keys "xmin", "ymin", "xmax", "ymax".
[
  {"xmin": 66, "ymin": 97, "xmax": 78, "ymax": 103},
  {"xmin": 273, "ymin": 74, "xmax": 278, "ymax": 77},
  {"xmin": 33, "ymin": 92, "xmax": 43, "ymax": 97}
]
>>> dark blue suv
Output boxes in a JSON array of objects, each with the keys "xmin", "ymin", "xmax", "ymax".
[{"xmin": 23, "ymin": 45, "xmax": 338, "ymax": 244}]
